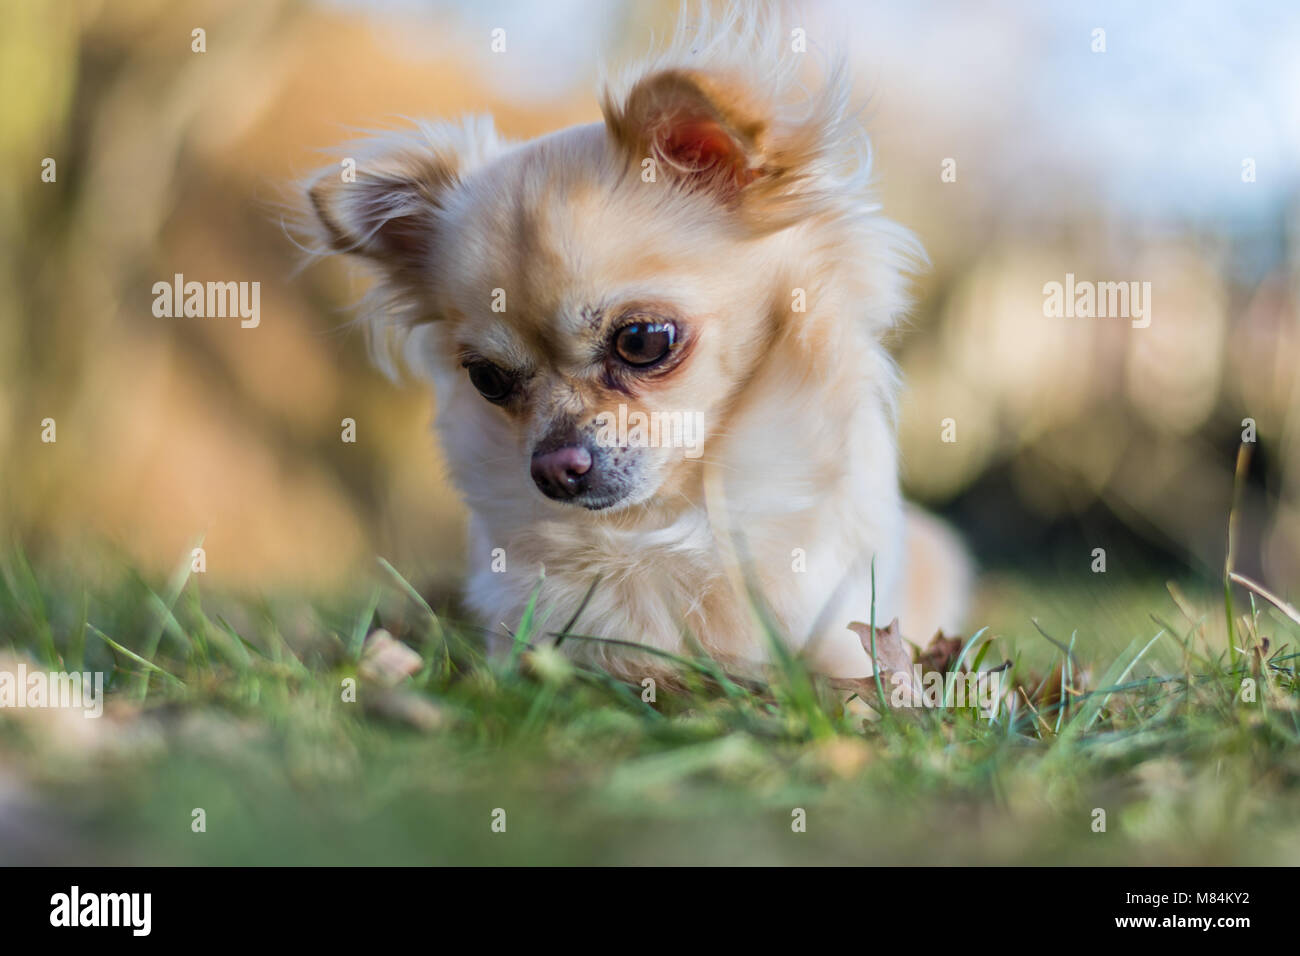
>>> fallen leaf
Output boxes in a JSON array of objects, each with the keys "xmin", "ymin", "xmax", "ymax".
[
  {"xmin": 917, "ymin": 630, "xmax": 965, "ymax": 673},
  {"xmin": 358, "ymin": 629, "xmax": 423, "ymax": 688},
  {"xmin": 847, "ymin": 618, "xmax": 912, "ymax": 675},
  {"xmin": 831, "ymin": 618, "xmax": 922, "ymax": 710}
]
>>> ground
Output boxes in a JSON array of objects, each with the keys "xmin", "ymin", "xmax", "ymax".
[{"xmin": 1, "ymin": 549, "xmax": 1297, "ymax": 865}]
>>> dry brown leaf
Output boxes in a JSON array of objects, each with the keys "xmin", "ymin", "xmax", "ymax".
[
  {"xmin": 355, "ymin": 630, "xmax": 448, "ymax": 731},
  {"xmin": 848, "ymin": 618, "xmax": 912, "ymax": 674},
  {"xmin": 831, "ymin": 618, "xmax": 922, "ymax": 709},
  {"xmin": 358, "ymin": 629, "xmax": 423, "ymax": 688},
  {"xmin": 917, "ymin": 630, "xmax": 965, "ymax": 673}
]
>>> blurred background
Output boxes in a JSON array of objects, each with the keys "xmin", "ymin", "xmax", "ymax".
[{"xmin": 2, "ymin": 0, "xmax": 1297, "ymax": 609}]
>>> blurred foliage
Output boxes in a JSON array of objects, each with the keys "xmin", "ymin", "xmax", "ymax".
[{"xmin": 0, "ymin": 0, "xmax": 1296, "ymax": 602}]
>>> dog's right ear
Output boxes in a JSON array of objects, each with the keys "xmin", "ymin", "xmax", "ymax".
[{"xmin": 603, "ymin": 68, "xmax": 769, "ymax": 199}]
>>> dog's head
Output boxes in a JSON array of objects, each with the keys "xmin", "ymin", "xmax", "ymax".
[{"xmin": 306, "ymin": 17, "xmax": 909, "ymax": 515}]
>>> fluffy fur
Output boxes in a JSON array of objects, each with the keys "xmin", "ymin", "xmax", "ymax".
[{"xmin": 304, "ymin": 7, "xmax": 971, "ymax": 680}]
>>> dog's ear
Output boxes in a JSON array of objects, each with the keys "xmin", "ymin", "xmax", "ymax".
[
  {"xmin": 307, "ymin": 117, "xmax": 503, "ymax": 273},
  {"xmin": 302, "ymin": 121, "xmax": 500, "ymax": 368},
  {"xmin": 307, "ymin": 147, "xmax": 456, "ymax": 272},
  {"xmin": 603, "ymin": 69, "xmax": 769, "ymax": 195}
]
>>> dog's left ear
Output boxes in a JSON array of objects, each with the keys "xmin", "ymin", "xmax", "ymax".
[
  {"xmin": 603, "ymin": 69, "xmax": 769, "ymax": 195},
  {"xmin": 305, "ymin": 119, "xmax": 500, "ymax": 281},
  {"xmin": 307, "ymin": 147, "xmax": 454, "ymax": 274}
]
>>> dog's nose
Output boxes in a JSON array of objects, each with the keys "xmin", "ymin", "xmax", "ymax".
[{"xmin": 530, "ymin": 445, "xmax": 593, "ymax": 500}]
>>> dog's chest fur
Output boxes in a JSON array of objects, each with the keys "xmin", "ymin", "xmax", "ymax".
[{"xmin": 451, "ymin": 337, "xmax": 907, "ymax": 680}]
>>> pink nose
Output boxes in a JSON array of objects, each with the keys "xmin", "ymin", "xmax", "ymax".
[{"xmin": 530, "ymin": 445, "xmax": 592, "ymax": 500}]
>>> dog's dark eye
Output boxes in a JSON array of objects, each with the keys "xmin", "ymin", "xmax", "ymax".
[
  {"xmin": 465, "ymin": 361, "xmax": 514, "ymax": 402},
  {"xmin": 613, "ymin": 321, "xmax": 676, "ymax": 367}
]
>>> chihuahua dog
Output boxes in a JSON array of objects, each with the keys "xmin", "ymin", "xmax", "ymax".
[{"xmin": 306, "ymin": 9, "xmax": 971, "ymax": 680}]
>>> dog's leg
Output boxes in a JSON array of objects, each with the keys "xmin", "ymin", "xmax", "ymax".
[{"xmin": 899, "ymin": 506, "xmax": 974, "ymax": 647}]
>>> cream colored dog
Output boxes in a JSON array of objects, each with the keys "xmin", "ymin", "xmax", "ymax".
[{"xmin": 306, "ymin": 10, "xmax": 971, "ymax": 680}]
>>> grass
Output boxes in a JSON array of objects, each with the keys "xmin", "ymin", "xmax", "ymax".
[{"xmin": 1, "ymin": 543, "xmax": 1298, "ymax": 865}]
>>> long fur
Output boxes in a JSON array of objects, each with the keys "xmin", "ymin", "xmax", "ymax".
[{"xmin": 302, "ymin": 6, "xmax": 971, "ymax": 681}]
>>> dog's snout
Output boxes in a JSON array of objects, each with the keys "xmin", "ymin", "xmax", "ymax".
[{"xmin": 530, "ymin": 444, "xmax": 593, "ymax": 500}]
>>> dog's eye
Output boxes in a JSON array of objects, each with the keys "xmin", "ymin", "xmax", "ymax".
[
  {"xmin": 465, "ymin": 361, "xmax": 514, "ymax": 402},
  {"xmin": 613, "ymin": 321, "xmax": 676, "ymax": 367}
]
